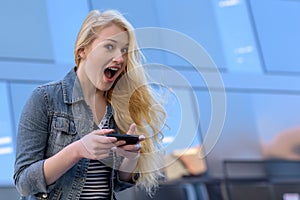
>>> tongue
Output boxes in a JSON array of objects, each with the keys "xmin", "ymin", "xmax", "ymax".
[{"xmin": 104, "ymin": 68, "xmax": 115, "ymax": 79}]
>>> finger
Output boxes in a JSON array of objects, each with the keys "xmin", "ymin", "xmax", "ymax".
[
  {"xmin": 90, "ymin": 135, "xmax": 117, "ymax": 146},
  {"xmin": 94, "ymin": 129, "xmax": 115, "ymax": 135},
  {"xmin": 114, "ymin": 140, "xmax": 126, "ymax": 147},
  {"xmin": 98, "ymin": 136, "xmax": 118, "ymax": 144},
  {"xmin": 117, "ymin": 144, "xmax": 135, "ymax": 151},
  {"xmin": 127, "ymin": 123, "xmax": 136, "ymax": 135},
  {"xmin": 118, "ymin": 143, "xmax": 141, "ymax": 152},
  {"xmin": 112, "ymin": 147, "xmax": 139, "ymax": 160},
  {"xmin": 139, "ymin": 135, "xmax": 145, "ymax": 142},
  {"xmin": 134, "ymin": 143, "xmax": 142, "ymax": 151}
]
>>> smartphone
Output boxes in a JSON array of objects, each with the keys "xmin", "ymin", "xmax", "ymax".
[{"xmin": 106, "ymin": 133, "xmax": 139, "ymax": 145}]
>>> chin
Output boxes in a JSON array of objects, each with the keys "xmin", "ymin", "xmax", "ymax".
[{"xmin": 96, "ymin": 83, "xmax": 114, "ymax": 92}]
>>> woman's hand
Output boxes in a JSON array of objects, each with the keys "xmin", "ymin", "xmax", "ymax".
[
  {"xmin": 111, "ymin": 123, "xmax": 145, "ymax": 160},
  {"xmin": 44, "ymin": 129, "xmax": 125, "ymax": 186},
  {"xmin": 79, "ymin": 129, "xmax": 126, "ymax": 160},
  {"xmin": 114, "ymin": 123, "xmax": 145, "ymax": 180}
]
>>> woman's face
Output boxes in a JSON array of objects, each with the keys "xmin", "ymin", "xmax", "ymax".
[{"xmin": 79, "ymin": 23, "xmax": 129, "ymax": 92}]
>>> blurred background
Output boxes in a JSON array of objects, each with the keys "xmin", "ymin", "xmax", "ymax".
[{"xmin": 1, "ymin": 0, "xmax": 300, "ymax": 199}]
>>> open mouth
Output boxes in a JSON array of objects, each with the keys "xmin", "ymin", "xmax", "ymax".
[{"xmin": 104, "ymin": 67, "xmax": 119, "ymax": 79}]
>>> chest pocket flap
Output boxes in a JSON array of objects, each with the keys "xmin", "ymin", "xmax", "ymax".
[{"xmin": 50, "ymin": 116, "xmax": 77, "ymax": 148}]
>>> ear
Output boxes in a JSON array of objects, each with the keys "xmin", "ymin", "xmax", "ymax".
[{"xmin": 78, "ymin": 48, "xmax": 86, "ymax": 59}]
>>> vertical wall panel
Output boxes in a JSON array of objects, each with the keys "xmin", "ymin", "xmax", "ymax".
[
  {"xmin": 91, "ymin": 0, "xmax": 159, "ymax": 28},
  {"xmin": 45, "ymin": 0, "xmax": 89, "ymax": 64},
  {"xmin": 249, "ymin": 0, "xmax": 300, "ymax": 73},
  {"xmin": 0, "ymin": 82, "xmax": 14, "ymax": 186},
  {"xmin": 211, "ymin": 0, "xmax": 262, "ymax": 72},
  {"xmin": 155, "ymin": 0, "xmax": 226, "ymax": 70},
  {"xmin": 0, "ymin": 0, "xmax": 53, "ymax": 61}
]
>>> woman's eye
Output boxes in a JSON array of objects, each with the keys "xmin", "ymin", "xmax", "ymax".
[
  {"xmin": 121, "ymin": 48, "xmax": 128, "ymax": 54},
  {"xmin": 105, "ymin": 44, "xmax": 114, "ymax": 51}
]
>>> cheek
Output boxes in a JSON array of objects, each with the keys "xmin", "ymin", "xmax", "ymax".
[
  {"xmin": 86, "ymin": 67, "xmax": 100, "ymax": 86},
  {"xmin": 85, "ymin": 59, "xmax": 104, "ymax": 85},
  {"xmin": 86, "ymin": 52, "xmax": 109, "ymax": 74}
]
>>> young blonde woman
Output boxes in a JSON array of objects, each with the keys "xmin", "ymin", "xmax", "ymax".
[{"xmin": 14, "ymin": 9, "xmax": 166, "ymax": 200}]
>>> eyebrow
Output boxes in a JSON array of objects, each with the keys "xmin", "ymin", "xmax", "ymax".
[
  {"xmin": 106, "ymin": 38, "xmax": 117, "ymax": 43},
  {"xmin": 105, "ymin": 38, "xmax": 129, "ymax": 46}
]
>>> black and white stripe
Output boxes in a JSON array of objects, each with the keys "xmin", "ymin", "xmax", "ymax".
[{"xmin": 80, "ymin": 159, "xmax": 112, "ymax": 199}]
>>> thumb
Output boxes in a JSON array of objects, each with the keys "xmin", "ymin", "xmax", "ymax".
[
  {"xmin": 127, "ymin": 123, "xmax": 136, "ymax": 135},
  {"xmin": 94, "ymin": 129, "xmax": 114, "ymax": 135}
]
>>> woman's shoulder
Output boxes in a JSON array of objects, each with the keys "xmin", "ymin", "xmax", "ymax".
[
  {"xmin": 39, "ymin": 79, "xmax": 63, "ymax": 89},
  {"xmin": 35, "ymin": 68, "xmax": 76, "ymax": 93},
  {"xmin": 32, "ymin": 79, "xmax": 64, "ymax": 97}
]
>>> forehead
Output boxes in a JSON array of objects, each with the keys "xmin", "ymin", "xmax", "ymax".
[{"xmin": 93, "ymin": 24, "xmax": 129, "ymax": 45}]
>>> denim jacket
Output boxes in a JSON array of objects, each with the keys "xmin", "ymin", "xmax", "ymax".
[{"xmin": 14, "ymin": 68, "xmax": 134, "ymax": 200}]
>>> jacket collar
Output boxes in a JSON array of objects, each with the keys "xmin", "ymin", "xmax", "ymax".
[
  {"xmin": 61, "ymin": 67, "xmax": 85, "ymax": 104},
  {"xmin": 61, "ymin": 68, "xmax": 114, "ymax": 116}
]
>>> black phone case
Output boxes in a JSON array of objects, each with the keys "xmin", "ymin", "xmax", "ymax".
[{"xmin": 106, "ymin": 133, "xmax": 139, "ymax": 144}]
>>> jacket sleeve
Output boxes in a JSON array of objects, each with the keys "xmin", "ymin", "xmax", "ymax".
[
  {"xmin": 113, "ymin": 170, "xmax": 139, "ymax": 192},
  {"xmin": 14, "ymin": 87, "xmax": 50, "ymax": 196}
]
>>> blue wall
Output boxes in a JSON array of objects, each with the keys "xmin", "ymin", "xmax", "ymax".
[{"xmin": 1, "ymin": 0, "xmax": 300, "ymax": 188}]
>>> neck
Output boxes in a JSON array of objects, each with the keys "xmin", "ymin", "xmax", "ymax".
[
  {"xmin": 76, "ymin": 65, "xmax": 105, "ymax": 101},
  {"xmin": 76, "ymin": 66, "xmax": 107, "ymax": 124}
]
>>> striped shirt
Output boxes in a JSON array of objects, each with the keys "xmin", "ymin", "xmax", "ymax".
[
  {"xmin": 80, "ymin": 110, "xmax": 116, "ymax": 199},
  {"xmin": 79, "ymin": 159, "xmax": 112, "ymax": 199}
]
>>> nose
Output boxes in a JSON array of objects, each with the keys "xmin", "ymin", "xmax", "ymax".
[{"xmin": 112, "ymin": 51, "xmax": 125, "ymax": 64}]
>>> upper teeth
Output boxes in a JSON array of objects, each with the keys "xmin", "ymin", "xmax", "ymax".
[{"xmin": 108, "ymin": 67, "xmax": 118, "ymax": 71}]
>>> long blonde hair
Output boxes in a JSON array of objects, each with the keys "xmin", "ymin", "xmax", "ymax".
[{"xmin": 74, "ymin": 10, "xmax": 167, "ymax": 194}]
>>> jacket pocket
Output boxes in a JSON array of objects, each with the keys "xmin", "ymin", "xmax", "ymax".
[{"xmin": 47, "ymin": 116, "xmax": 77, "ymax": 155}]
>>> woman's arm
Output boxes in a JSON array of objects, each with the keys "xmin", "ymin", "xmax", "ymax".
[
  {"xmin": 14, "ymin": 87, "xmax": 51, "ymax": 196},
  {"xmin": 14, "ymin": 87, "xmax": 123, "ymax": 195},
  {"xmin": 43, "ymin": 140, "xmax": 83, "ymax": 185},
  {"xmin": 112, "ymin": 123, "xmax": 144, "ymax": 181},
  {"xmin": 118, "ymin": 156, "xmax": 139, "ymax": 181},
  {"xmin": 43, "ymin": 129, "xmax": 121, "ymax": 185}
]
